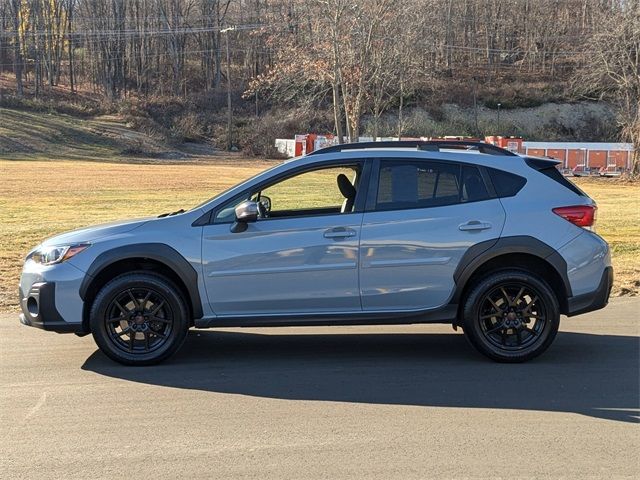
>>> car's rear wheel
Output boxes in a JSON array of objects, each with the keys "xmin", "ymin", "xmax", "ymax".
[
  {"xmin": 90, "ymin": 272, "xmax": 189, "ymax": 365},
  {"xmin": 462, "ymin": 270, "xmax": 560, "ymax": 362}
]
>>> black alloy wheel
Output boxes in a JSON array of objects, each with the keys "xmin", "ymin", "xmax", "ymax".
[
  {"xmin": 90, "ymin": 272, "xmax": 189, "ymax": 365},
  {"xmin": 478, "ymin": 283, "xmax": 547, "ymax": 351},
  {"xmin": 462, "ymin": 270, "xmax": 560, "ymax": 362},
  {"xmin": 105, "ymin": 287, "xmax": 174, "ymax": 354}
]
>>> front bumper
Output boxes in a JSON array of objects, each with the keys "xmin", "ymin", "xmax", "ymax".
[
  {"xmin": 566, "ymin": 266, "xmax": 613, "ymax": 317},
  {"xmin": 19, "ymin": 282, "xmax": 87, "ymax": 333}
]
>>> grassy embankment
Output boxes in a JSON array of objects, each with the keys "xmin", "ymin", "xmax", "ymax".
[{"xmin": 0, "ymin": 159, "xmax": 638, "ymax": 312}]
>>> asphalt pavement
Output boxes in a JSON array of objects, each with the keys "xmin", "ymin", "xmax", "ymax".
[{"xmin": 1, "ymin": 298, "xmax": 639, "ymax": 479}]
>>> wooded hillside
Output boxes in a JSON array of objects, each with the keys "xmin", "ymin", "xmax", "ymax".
[{"xmin": 0, "ymin": 0, "xmax": 638, "ymax": 168}]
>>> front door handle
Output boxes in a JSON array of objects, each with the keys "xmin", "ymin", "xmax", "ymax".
[
  {"xmin": 459, "ymin": 221, "xmax": 492, "ymax": 231},
  {"xmin": 323, "ymin": 227, "xmax": 357, "ymax": 239}
]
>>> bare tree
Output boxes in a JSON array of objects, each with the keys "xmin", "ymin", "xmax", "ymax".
[
  {"xmin": 322, "ymin": 0, "xmax": 349, "ymax": 143},
  {"xmin": 81, "ymin": 0, "xmax": 127, "ymax": 100},
  {"xmin": 8, "ymin": 0, "xmax": 23, "ymax": 97},
  {"xmin": 199, "ymin": 0, "xmax": 231, "ymax": 90},
  {"xmin": 0, "ymin": 0, "xmax": 634, "ymax": 158},
  {"xmin": 575, "ymin": 2, "xmax": 640, "ymax": 174},
  {"xmin": 65, "ymin": 0, "xmax": 76, "ymax": 92}
]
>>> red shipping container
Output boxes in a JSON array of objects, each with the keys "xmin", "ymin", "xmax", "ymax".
[
  {"xmin": 526, "ymin": 148, "xmax": 545, "ymax": 157},
  {"xmin": 588, "ymin": 150, "xmax": 607, "ymax": 169},
  {"xmin": 546, "ymin": 149, "xmax": 567, "ymax": 165},
  {"xmin": 567, "ymin": 149, "xmax": 587, "ymax": 169},
  {"xmin": 607, "ymin": 150, "xmax": 629, "ymax": 169},
  {"xmin": 485, "ymin": 136, "xmax": 524, "ymax": 153}
]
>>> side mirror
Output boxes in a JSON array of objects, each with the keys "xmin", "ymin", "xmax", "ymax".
[
  {"xmin": 235, "ymin": 200, "xmax": 259, "ymax": 222},
  {"xmin": 231, "ymin": 201, "xmax": 258, "ymax": 233}
]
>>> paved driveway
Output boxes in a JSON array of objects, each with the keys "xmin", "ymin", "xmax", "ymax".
[{"xmin": 1, "ymin": 298, "xmax": 639, "ymax": 479}]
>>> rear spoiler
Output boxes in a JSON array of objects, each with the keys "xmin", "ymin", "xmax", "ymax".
[{"xmin": 524, "ymin": 157, "xmax": 561, "ymax": 170}]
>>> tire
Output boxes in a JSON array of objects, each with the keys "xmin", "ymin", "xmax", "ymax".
[
  {"xmin": 462, "ymin": 269, "xmax": 560, "ymax": 363},
  {"xmin": 90, "ymin": 272, "xmax": 190, "ymax": 366}
]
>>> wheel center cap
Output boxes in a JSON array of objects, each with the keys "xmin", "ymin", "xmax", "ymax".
[
  {"xmin": 507, "ymin": 312, "xmax": 517, "ymax": 321},
  {"xmin": 134, "ymin": 315, "xmax": 145, "ymax": 325}
]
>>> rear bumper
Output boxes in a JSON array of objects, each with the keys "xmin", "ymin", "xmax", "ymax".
[
  {"xmin": 19, "ymin": 282, "xmax": 87, "ymax": 333},
  {"xmin": 566, "ymin": 266, "xmax": 613, "ymax": 317}
]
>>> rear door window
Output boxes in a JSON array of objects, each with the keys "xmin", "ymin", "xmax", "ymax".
[
  {"xmin": 461, "ymin": 165, "xmax": 490, "ymax": 202},
  {"xmin": 375, "ymin": 160, "xmax": 489, "ymax": 211}
]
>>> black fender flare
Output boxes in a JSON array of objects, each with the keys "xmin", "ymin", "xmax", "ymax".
[
  {"xmin": 450, "ymin": 235, "xmax": 572, "ymax": 305},
  {"xmin": 79, "ymin": 243, "xmax": 203, "ymax": 319}
]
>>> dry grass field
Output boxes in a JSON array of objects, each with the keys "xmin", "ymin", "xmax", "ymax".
[{"xmin": 0, "ymin": 159, "xmax": 638, "ymax": 312}]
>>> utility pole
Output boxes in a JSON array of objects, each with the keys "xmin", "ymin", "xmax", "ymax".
[
  {"xmin": 221, "ymin": 27, "xmax": 235, "ymax": 151},
  {"xmin": 497, "ymin": 102, "xmax": 502, "ymax": 133}
]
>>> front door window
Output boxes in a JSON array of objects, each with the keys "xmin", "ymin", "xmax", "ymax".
[
  {"xmin": 259, "ymin": 166, "xmax": 360, "ymax": 218},
  {"xmin": 214, "ymin": 165, "xmax": 361, "ymax": 224}
]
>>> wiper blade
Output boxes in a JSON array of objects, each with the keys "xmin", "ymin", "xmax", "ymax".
[{"xmin": 158, "ymin": 209, "xmax": 185, "ymax": 218}]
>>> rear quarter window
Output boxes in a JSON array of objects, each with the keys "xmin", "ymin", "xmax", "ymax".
[{"xmin": 486, "ymin": 167, "xmax": 527, "ymax": 198}]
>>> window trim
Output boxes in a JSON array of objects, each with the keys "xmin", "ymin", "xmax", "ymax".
[
  {"xmin": 365, "ymin": 157, "xmax": 496, "ymax": 213},
  {"xmin": 479, "ymin": 166, "xmax": 498, "ymax": 197},
  {"xmin": 209, "ymin": 158, "xmax": 372, "ymax": 225}
]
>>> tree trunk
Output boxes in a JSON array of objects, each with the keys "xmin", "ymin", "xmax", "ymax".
[
  {"xmin": 332, "ymin": 80, "xmax": 344, "ymax": 143},
  {"xmin": 214, "ymin": 32, "xmax": 223, "ymax": 87},
  {"xmin": 11, "ymin": 0, "xmax": 23, "ymax": 97},
  {"xmin": 225, "ymin": 31, "xmax": 232, "ymax": 150},
  {"xmin": 68, "ymin": 8, "xmax": 75, "ymax": 93},
  {"xmin": 373, "ymin": 112, "xmax": 379, "ymax": 141},
  {"xmin": 397, "ymin": 76, "xmax": 404, "ymax": 140}
]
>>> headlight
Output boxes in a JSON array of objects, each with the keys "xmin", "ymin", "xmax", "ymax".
[{"xmin": 27, "ymin": 243, "xmax": 90, "ymax": 265}]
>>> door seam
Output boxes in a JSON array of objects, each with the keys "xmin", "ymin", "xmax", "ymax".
[{"xmin": 357, "ymin": 212, "xmax": 365, "ymax": 310}]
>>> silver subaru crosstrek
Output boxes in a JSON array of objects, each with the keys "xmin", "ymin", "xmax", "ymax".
[{"xmin": 19, "ymin": 141, "xmax": 613, "ymax": 365}]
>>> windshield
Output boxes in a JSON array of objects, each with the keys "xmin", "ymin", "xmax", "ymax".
[{"xmin": 190, "ymin": 162, "xmax": 284, "ymax": 211}]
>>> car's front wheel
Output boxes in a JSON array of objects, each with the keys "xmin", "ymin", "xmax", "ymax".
[
  {"xmin": 90, "ymin": 272, "xmax": 189, "ymax": 365},
  {"xmin": 462, "ymin": 270, "xmax": 560, "ymax": 362}
]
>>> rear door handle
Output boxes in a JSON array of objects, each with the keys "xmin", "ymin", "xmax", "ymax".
[
  {"xmin": 459, "ymin": 221, "xmax": 492, "ymax": 231},
  {"xmin": 323, "ymin": 227, "xmax": 357, "ymax": 239}
]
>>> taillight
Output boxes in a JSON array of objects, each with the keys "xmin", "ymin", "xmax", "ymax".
[{"xmin": 552, "ymin": 205, "xmax": 597, "ymax": 229}]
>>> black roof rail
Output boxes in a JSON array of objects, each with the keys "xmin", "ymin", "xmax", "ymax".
[{"xmin": 307, "ymin": 140, "xmax": 518, "ymax": 157}]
